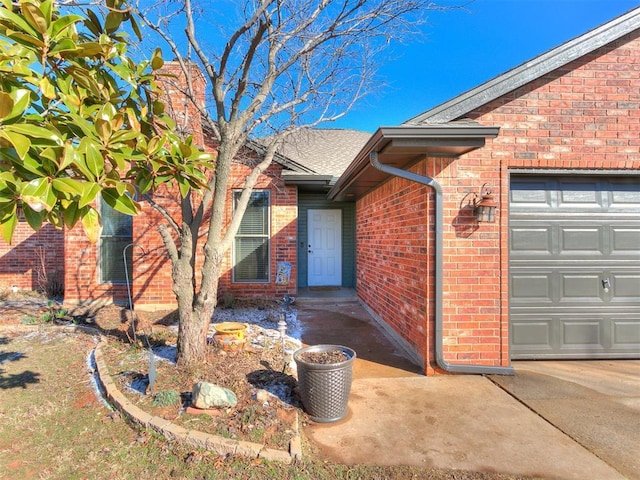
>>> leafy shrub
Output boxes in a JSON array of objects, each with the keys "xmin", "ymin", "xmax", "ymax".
[{"xmin": 152, "ymin": 390, "xmax": 181, "ymax": 407}]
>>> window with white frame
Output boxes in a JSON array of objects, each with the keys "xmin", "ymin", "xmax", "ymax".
[
  {"xmin": 99, "ymin": 196, "xmax": 133, "ymax": 284},
  {"xmin": 233, "ymin": 190, "xmax": 270, "ymax": 282}
]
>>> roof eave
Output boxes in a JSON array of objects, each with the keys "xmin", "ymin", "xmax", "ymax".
[
  {"xmin": 406, "ymin": 7, "xmax": 640, "ymax": 125},
  {"xmin": 328, "ymin": 124, "xmax": 499, "ymax": 201},
  {"xmin": 282, "ymin": 173, "xmax": 337, "ymax": 193}
]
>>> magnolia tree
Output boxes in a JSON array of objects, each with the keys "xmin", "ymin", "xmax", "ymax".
[
  {"xmin": 1, "ymin": 0, "xmax": 447, "ymax": 368},
  {"xmin": 0, "ymin": 0, "xmax": 212, "ymax": 241}
]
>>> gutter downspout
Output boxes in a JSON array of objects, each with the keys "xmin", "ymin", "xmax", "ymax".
[{"xmin": 370, "ymin": 152, "xmax": 514, "ymax": 375}]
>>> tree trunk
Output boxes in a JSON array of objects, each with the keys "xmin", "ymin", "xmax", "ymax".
[{"xmin": 174, "ymin": 256, "xmax": 221, "ymax": 368}]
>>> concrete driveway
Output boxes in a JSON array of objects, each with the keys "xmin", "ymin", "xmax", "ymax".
[
  {"xmin": 296, "ymin": 293, "xmax": 639, "ymax": 479},
  {"xmin": 490, "ymin": 360, "xmax": 640, "ymax": 480}
]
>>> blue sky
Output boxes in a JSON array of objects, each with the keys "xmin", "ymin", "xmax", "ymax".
[{"xmin": 331, "ymin": 0, "xmax": 640, "ymax": 132}]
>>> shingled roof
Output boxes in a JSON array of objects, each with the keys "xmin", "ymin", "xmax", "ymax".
[
  {"xmin": 405, "ymin": 6, "xmax": 640, "ymax": 125},
  {"xmin": 276, "ymin": 128, "xmax": 372, "ymax": 177}
]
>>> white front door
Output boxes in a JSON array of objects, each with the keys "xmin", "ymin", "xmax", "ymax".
[{"xmin": 307, "ymin": 209, "xmax": 342, "ymax": 286}]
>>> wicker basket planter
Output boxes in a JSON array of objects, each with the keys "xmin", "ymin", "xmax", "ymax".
[{"xmin": 293, "ymin": 344, "xmax": 356, "ymax": 423}]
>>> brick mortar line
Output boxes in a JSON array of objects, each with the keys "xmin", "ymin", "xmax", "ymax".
[{"xmin": 2, "ymin": 324, "xmax": 302, "ymax": 463}]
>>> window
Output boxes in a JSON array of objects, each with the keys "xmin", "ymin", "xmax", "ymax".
[
  {"xmin": 99, "ymin": 196, "xmax": 133, "ymax": 284},
  {"xmin": 233, "ymin": 190, "xmax": 270, "ymax": 282}
]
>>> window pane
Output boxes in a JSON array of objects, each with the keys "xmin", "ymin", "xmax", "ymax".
[
  {"xmin": 101, "ymin": 237, "xmax": 132, "ymax": 284},
  {"xmin": 233, "ymin": 190, "xmax": 270, "ymax": 282},
  {"xmin": 236, "ymin": 191, "xmax": 269, "ymax": 235},
  {"xmin": 100, "ymin": 196, "xmax": 133, "ymax": 284},
  {"xmin": 101, "ymin": 201, "xmax": 133, "ymax": 236},
  {"xmin": 234, "ymin": 237, "xmax": 269, "ymax": 281}
]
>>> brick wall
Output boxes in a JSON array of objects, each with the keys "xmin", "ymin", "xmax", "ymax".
[
  {"xmin": 357, "ymin": 31, "xmax": 640, "ymax": 374},
  {"xmin": 0, "ymin": 220, "xmax": 64, "ymax": 293},
  {"xmin": 63, "ymin": 158, "xmax": 298, "ymax": 308},
  {"xmin": 356, "ymin": 164, "xmax": 431, "ymax": 365},
  {"xmin": 127, "ymin": 159, "xmax": 298, "ymax": 309}
]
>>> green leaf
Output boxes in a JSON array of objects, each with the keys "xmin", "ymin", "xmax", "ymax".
[
  {"xmin": 151, "ymin": 48, "xmax": 164, "ymax": 71},
  {"xmin": 83, "ymin": 10, "xmax": 103, "ymax": 36},
  {"xmin": 129, "ymin": 15, "xmax": 142, "ymax": 41},
  {"xmin": 22, "ymin": 204, "xmax": 46, "ymax": 230},
  {"xmin": 0, "ymin": 5, "xmax": 39, "ymax": 36},
  {"xmin": 50, "ymin": 38, "xmax": 78, "ymax": 55},
  {"xmin": 135, "ymin": 170, "xmax": 153, "ymax": 194},
  {"xmin": 82, "ymin": 140, "xmax": 104, "ymax": 178},
  {"xmin": 14, "ymin": 153, "xmax": 47, "ymax": 176},
  {"xmin": 0, "ymin": 130, "xmax": 31, "ymax": 160},
  {"xmin": 5, "ymin": 31, "xmax": 45, "ymax": 48},
  {"xmin": 52, "ymin": 178, "xmax": 84, "ymax": 196},
  {"xmin": 78, "ymin": 182, "xmax": 100, "ymax": 208},
  {"xmin": 66, "ymin": 65, "xmax": 102, "ymax": 96},
  {"xmin": 95, "ymin": 118, "xmax": 111, "ymax": 143},
  {"xmin": 101, "ymin": 188, "xmax": 138, "ymax": 216},
  {"xmin": 0, "ymin": 209, "xmax": 17, "ymax": 244},
  {"xmin": 98, "ymin": 102, "xmax": 117, "ymax": 121},
  {"xmin": 39, "ymin": 76, "xmax": 56, "ymax": 99},
  {"xmin": 104, "ymin": 11, "xmax": 122, "ymax": 34},
  {"xmin": 58, "ymin": 142, "xmax": 76, "ymax": 171},
  {"xmin": 111, "ymin": 129, "xmax": 140, "ymax": 143},
  {"xmin": 4, "ymin": 89, "xmax": 32, "ymax": 122},
  {"xmin": 21, "ymin": 178, "xmax": 54, "ymax": 212},
  {"xmin": 177, "ymin": 177, "xmax": 190, "ymax": 198},
  {"xmin": 49, "ymin": 14, "xmax": 83, "ymax": 40},
  {"xmin": 40, "ymin": 0, "xmax": 54, "ymax": 27},
  {"xmin": 81, "ymin": 207, "xmax": 101, "ymax": 243},
  {"xmin": 0, "ymin": 92, "xmax": 14, "ymax": 119},
  {"xmin": 21, "ymin": 2, "xmax": 49, "ymax": 35},
  {"xmin": 62, "ymin": 201, "xmax": 81, "ymax": 228},
  {"xmin": 5, "ymin": 124, "xmax": 62, "ymax": 144}
]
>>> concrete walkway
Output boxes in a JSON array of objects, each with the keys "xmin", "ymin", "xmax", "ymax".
[{"xmin": 295, "ymin": 292, "xmax": 634, "ymax": 479}]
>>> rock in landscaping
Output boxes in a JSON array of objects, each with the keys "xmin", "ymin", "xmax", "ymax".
[{"xmin": 191, "ymin": 381, "xmax": 237, "ymax": 409}]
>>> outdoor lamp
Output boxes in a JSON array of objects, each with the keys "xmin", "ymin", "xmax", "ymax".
[{"xmin": 474, "ymin": 183, "xmax": 497, "ymax": 223}]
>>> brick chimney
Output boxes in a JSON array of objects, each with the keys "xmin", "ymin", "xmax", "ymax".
[{"xmin": 156, "ymin": 61, "xmax": 206, "ymax": 146}]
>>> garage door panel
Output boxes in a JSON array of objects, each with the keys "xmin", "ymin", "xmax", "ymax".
[
  {"xmin": 561, "ymin": 274, "xmax": 603, "ymax": 301},
  {"xmin": 511, "ymin": 319, "xmax": 553, "ymax": 349},
  {"xmin": 613, "ymin": 321, "xmax": 640, "ymax": 345},
  {"xmin": 612, "ymin": 228, "xmax": 640, "ymax": 251},
  {"xmin": 610, "ymin": 180, "xmax": 640, "ymax": 207},
  {"xmin": 560, "ymin": 227, "xmax": 602, "ymax": 252},
  {"xmin": 561, "ymin": 320, "xmax": 602, "ymax": 347},
  {"xmin": 612, "ymin": 274, "xmax": 640, "ymax": 300},
  {"xmin": 511, "ymin": 273, "xmax": 554, "ymax": 302},
  {"xmin": 558, "ymin": 179, "xmax": 602, "ymax": 208},
  {"xmin": 511, "ymin": 227, "xmax": 552, "ymax": 252},
  {"xmin": 510, "ymin": 181, "xmax": 552, "ymax": 206},
  {"xmin": 510, "ymin": 175, "xmax": 640, "ymax": 360}
]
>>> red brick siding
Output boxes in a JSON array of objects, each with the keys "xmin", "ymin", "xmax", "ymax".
[
  {"xmin": 357, "ymin": 31, "xmax": 640, "ymax": 374},
  {"xmin": 0, "ymin": 221, "xmax": 64, "ymax": 292},
  {"xmin": 63, "ymin": 222, "xmax": 130, "ymax": 304},
  {"xmin": 63, "ymin": 159, "xmax": 298, "ymax": 307},
  {"xmin": 356, "ymin": 163, "xmax": 431, "ymax": 367},
  {"xmin": 157, "ymin": 61, "xmax": 206, "ymax": 146},
  {"xmin": 218, "ymin": 161, "xmax": 298, "ymax": 300}
]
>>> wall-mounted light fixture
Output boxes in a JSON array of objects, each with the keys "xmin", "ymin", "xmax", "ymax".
[{"xmin": 474, "ymin": 183, "xmax": 497, "ymax": 223}]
